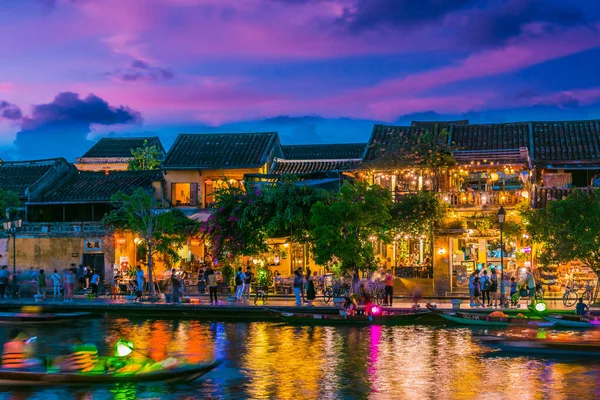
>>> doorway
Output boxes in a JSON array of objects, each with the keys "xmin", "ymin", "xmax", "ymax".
[{"xmin": 83, "ymin": 253, "xmax": 105, "ymax": 282}]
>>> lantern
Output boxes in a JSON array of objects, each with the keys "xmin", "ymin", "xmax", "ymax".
[
  {"xmin": 116, "ymin": 237, "xmax": 126, "ymax": 245},
  {"xmin": 490, "ymin": 172, "xmax": 499, "ymax": 181},
  {"xmin": 114, "ymin": 339, "xmax": 134, "ymax": 357},
  {"xmin": 190, "ymin": 238, "xmax": 201, "ymax": 247}
]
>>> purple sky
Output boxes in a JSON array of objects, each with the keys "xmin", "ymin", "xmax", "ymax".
[{"xmin": 1, "ymin": 0, "xmax": 600, "ymax": 160}]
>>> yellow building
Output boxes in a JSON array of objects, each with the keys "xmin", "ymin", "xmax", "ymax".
[{"xmin": 75, "ymin": 137, "xmax": 165, "ymax": 171}]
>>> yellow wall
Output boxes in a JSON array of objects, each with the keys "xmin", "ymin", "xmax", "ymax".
[{"xmin": 74, "ymin": 162, "xmax": 129, "ymax": 171}]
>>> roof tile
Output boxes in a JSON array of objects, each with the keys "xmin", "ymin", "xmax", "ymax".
[
  {"xmin": 272, "ymin": 159, "xmax": 361, "ymax": 174},
  {"xmin": 282, "ymin": 143, "xmax": 366, "ymax": 160},
  {"xmin": 81, "ymin": 137, "xmax": 165, "ymax": 158}
]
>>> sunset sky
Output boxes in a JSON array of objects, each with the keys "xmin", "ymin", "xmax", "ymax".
[{"xmin": 1, "ymin": 0, "xmax": 600, "ymax": 160}]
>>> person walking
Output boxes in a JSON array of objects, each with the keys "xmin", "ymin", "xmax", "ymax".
[
  {"xmin": 170, "ymin": 269, "xmax": 181, "ymax": 304},
  {"xmin": 243, "ymin": 267, "xmax": 253, "ymax": 301},
  {"xmin": 480, "ymin": 269, "xmax": 490, "ymax": 307},
  {"xmin": 293, "ymin": 268, "xmax": 303, "ymax": 306},
  {"xmin": 135, "ymin": 266, "xmax": 145, "ymax": 296},
  {"xmin": 207, "ymin": 268, "xmax": 218, "ymax": 304},
  {"xmin": 305, "ymin": 273, "xmax": 316, "ymax": 306},
  {"xmin": 37, "ymin": 269, "xmax": 47, "ymax": 299},
  {"xmin": 51, "ymin": 269, "xmax": 62, "ymax": 299},
  {"xmin": 90, "ymin": 271, "xmax": 100, "ymax": 297},
  {"xmin": 0, "ymin": 266, "xmax": 9, "ymax": 299},
  {"xmin": 489, "ymin": 268, "xmax": 499, "ymax": 307},
  {"xmin": 234, "ymin": 267, "xmax": 245, "ymax": 301},
  {"xmin": 384, "ymin": 270, "xmax": 394, "ymax": 306}
]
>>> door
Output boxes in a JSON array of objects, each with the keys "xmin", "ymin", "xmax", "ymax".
[{"xmin": 83, "ymin": 254, "xmax": 105, "ymax": 283}]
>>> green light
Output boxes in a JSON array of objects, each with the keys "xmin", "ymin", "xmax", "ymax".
[
  {"xmin": 535, "ymin": 302, "xmax": 547, "ymax": 312},
  {"xmin": 114, "ymin": 339, "xmax": 134, "ymax": 357}
]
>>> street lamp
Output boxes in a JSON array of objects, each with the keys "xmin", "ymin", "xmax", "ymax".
[
  {"xmin": 3, "ymin": 218, "xmax": 22, "ymax": 297},
  {"xmin": 497, "ymin": 206, "xmax": 506, "ymax": 306}
]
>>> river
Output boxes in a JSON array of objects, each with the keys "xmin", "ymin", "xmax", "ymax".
[{"xmin": 1, "ymin": 316, "xmax": 600, "ymax": 399}]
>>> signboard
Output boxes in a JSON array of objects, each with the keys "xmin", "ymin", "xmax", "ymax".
[
  {"xmin": 120, "ymin": 256, "xmax": 129, "ymax": 271},
  {"xmin": 84, "ymin": 239, "xmax": 102, "ymax": 252},
  {"xmin": 455, "ymin": 261, "xmax": 475, "ymax": 287}
]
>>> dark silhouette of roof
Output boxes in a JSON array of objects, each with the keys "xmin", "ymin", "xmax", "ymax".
[
  {"xmin": 0, "ymin": 158, "xmax": 66, "ymax": 197},
  {"xmin": 272, "ymin": 159, "xmax": 361, "ymax": 174},
  {"xmin": 282, "ymin": 143, "xmax": 366, "ymax": 160},
  {"xmin": 81, "ymin": 137, "xmax": 165, "ymax": 158}
]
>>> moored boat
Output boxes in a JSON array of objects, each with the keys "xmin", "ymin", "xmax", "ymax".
[
  {"xmin": 542, "ymin": 314, "xmax": 600, "ymax": 328},
  {"xmin": 0, "ymin": 360, "xmax": 221, "ymax": 386},
  {"xmin": 272, "ymin": 309, "xmax": 430, "ymax": 325},
  {"xmin": 0, "ymin": 312, "xmax": 91, "ymax": 325},
  {"xmin": 426, "ymin": 305, "xmax": 553, "ymax": 327},
  {"xmin": 479, "ymin": 337, "xmax": 600, "ymax": 356}
]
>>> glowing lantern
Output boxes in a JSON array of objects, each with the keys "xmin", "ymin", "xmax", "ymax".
[
  {"xmin": 190, "ymin": 238, "xmax": 201, "ymax": 247},
  {"xmin": 370, "ymin": 305, "xmax": 382, "ymax": 316},
  {"xmin": 114, "ymin": 339, "xmax": 134, "ymax": 357},
  {"xmin": 521, "ymin": 190, "xmax": 529, "ymax": 199},
  {"xmin": 490, "ymin": 172, "xmax": 499, "ymax": 181},
  {"xmin": 116, "ymin": 237, "xmax": 126, "ymax": 245},
  {"xmin": 534, "ymin": 302, "xmax": 547, "ymax": 313}
]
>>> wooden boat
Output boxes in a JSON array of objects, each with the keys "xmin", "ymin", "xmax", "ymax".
[
  {"xmin": 542, "ymin": 314, "xmax": 600, "ymax": 328},
  {"xmin": 479, "ymin": 337, "xmax": 600, "ymax": 356},
  {"xmin": 426, "ymin": 305, "xmax": 553, "ymax": 327},
  {"xmin": 0, "ymin": 312, "xmax": 91, "ymax": 325},
  {"xmin": 272, "ymin": 309, "xmax": 430, "ymax": 325},
  {"xmin": 0, "ymin": 360, "xmax": 221, "ymax": 386}
]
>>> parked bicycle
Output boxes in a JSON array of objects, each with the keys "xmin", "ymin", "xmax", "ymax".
[
  {"xmin": 323, "ymin": 282, "xmax": 350, "ymax": 304},
  {"xmin": 254, "ymin": 285, "xmax": 268, "ymax": 305},
  {"xmin": 563, "ymin": 280, "xmax": 595, "ymax": 307}
]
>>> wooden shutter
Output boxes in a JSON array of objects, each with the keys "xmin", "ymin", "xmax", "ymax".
[{"xmin": 190, "ymin": 183, "xmax": 198, "ymax": 206}]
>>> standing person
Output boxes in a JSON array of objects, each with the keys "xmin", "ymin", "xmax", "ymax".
[
  {"xmin": 203, "ymin": 267, "xmax": 211, "ymax": 294},
  {"xmin": 90, "ymin": 271, "xmax": 100, "ymax": 297},
  {"xmin": 64, "ymin": 268, "xmax": 76, "ymax": 302},
  {"xmin": 352, "ymin": 269, "xmax": 360, "ymax": 295},
  {"xmin": 509, "ymin": 277, "xmax": 519, "ymax": 307},
  {"xmin": 170, "ymin": 268, "xmax": 181, "ymax": 304},
  {"xmin": 37, "ymin": 269, "xmax": 47, "ymax": 299},
  {"xmin": 293, "ymin": 268, "xmax": 303, "ymax": 306},
  {"xmin": 0, "ymin": 266, "xmax": 9, "ymax": 300},
  {"xmin": 489, "ymin": 268, "xmax": 499, "ymax": 307},
  {"xmin": 305, "ymin": 273, "xmax": 316, "ymax": 306},
  {"xmin": 243, "ymin": 267, "xmax": 253, "ymax": 301},
  {"xmin": 480, "ymin": 269, "xmax": 490, "ymax": 307},
  {"xmin": 468, "ymin": 271, "xmax": 476, "ymax": 307},
  {"xmin": 51, "ymin": 269, "xmax": 62, "ymax": 299},
  {"xmin": 384, "ymin": 270, "xmax": 394, "ymax": 306},
  {"xmin": 520, "ymin": 270, "xmax": 537, "ymax": 306},
  {"xmin": 207, "ymin": 268, "xmax": 218, "ymax": 305},
  {"xmin": 234, "ymin": 267, "xmax": 245, "ymax": 301},
  {"xmin": 197, "ymin": 268, "xmax": 205, "ymax": 295},
  {"xmin": 77, "ymin": 265, "xmax": 85, "ymax": 290},
  {"xmin": 85, "ymin": 266, "xmax": 92, "ymax": 290},
  {"xmin": 135, "ymin": 266, "xmax": 145, "ymax": 296},
  {"xmin": 473, "ymin": 277, "xmax": 482, "ymax": 307}
]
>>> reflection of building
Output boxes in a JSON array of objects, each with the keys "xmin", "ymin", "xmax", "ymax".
[{"xmin": 75, "ymin": 137, "xmax": 165, "ymax": 171}]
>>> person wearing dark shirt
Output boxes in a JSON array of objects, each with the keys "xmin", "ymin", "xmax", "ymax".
[{"xmin": 576, "ymin": 297, "xmax": 589, "ymax": 316}]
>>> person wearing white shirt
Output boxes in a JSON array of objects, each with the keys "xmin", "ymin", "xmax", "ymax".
[
  {"xmin": 50, "ymin": 269, "xmax": 62, "ymax": 299},
  {"xmin": 90, "ymin": 271, "xmax": 100, "ymax": 297}
]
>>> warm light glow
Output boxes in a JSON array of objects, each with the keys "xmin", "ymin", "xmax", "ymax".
[
  {"xmin": 371, "ymin": 305, "xmax": 382, "ymax": 316},
  {"xmin": 133, "ymin": 237, "xmax": 142, "ymax": 245},
  {"xmin": 116, "ymin": 237, "xmax": 126, "ymax": 245},
  {"xmin": 190, "ymin": 238, "xmax": 201, "ymax": 246},
  {"xmin": 438, "ymin": 248, "xmax": 446, "ymax": 255},
  {"xmin": 283, "ymin": 243, "xmax": 289, "ymax": 248},
  {"xmin": 114, "ymin": 339, "xmax": 134, "ymax": 357},
  {"xmin": 490, "ymin": 172, "xmax": 499, "ymax": 181},
  {"xmin": 521, "ymin": 190, "xmax": 529, "ymax": 198},
  {"xmin": 534, "ymin": 302, "xmax": 547, "ymax": 312}
]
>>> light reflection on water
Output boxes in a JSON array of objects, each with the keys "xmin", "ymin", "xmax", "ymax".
[{"xmin": 0, "ymin": 318, "xmax": 599, "ymax": 399}]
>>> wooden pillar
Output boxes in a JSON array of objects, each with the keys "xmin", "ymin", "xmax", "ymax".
[{"xmin": 433, "ymin": 235, "xmax": 451, "ymax": 296}]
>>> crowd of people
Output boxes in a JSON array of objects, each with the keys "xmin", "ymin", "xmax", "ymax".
[{"xmin": 468, "ymin": 266, "xmax": 537, "ymax": 308}]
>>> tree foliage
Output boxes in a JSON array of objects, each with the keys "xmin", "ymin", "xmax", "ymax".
[
  {"xmin": 127, "ymin": 140, "xmax": 162, "ymax": 171},
  {"xmin": 526, "ymin": 189, "xmax": 600, "ymax": 277},
  {"xmin": 310, "ymin": 182, "xmax": 392, "ymax": 274},
  {"xmin": 0, "ymin": 189, "xmax": 21, "ymax": 220},
  {"xmin": 390, "ymin": 191, "xmax": 446, "ymax": 237},
  {"xmin": 103, "ymin": 188, "xmax": 199, "ymax": 298}
]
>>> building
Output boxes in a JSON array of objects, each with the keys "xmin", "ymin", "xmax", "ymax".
[{"xmin": 75, "ymin": 137, "xmax": 165, "ymax": 172}]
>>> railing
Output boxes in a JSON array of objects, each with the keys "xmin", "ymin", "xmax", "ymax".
[
  {"xmin": 395, "ymin": 189, "xmax": 523, "ymax": 207},
  {"xmin": 20, "ymin": 222, "xmax": 106, "ymax": 235},
  {"xmin": 531, "ymin": 187, "xmax": 595, "ymax": 209}
]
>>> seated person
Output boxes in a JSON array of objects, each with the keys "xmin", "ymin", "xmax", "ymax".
[
  {"xmin": 60, "ymin": 335, "xmax": 99, "ymax": 373},
  {"xmin": 576, "ymin": 297, "xmax": 589, "ymax": 316},
  {"xmin": 339, "ymin": 297, "xmax": 356, "ymax": 316},
  {"xmin": 1, "ymin": 329, "xmax": 40, "ymax": 370}
]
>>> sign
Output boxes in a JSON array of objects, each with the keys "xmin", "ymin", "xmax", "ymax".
[
  {"xmin": 84, "ymin": 239, "xmax": 102, "ymax": 251},
  {"xmin": 120, "ymin": 256, "xmax": 129, "ymax": 270}
]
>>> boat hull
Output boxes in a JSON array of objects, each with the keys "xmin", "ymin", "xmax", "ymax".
[
  {"xmin": 427, "ymin": 306, "xmax": 553, "ymax": 328},
  {"xmin": 482, "ymin": 339, "xmax": 600, "ymax": 356},
  {"xmin": 0, "ymin": 312, "xmax": 91, "ymax": 325},
  {"xmin": 543, "ymin": 315, "xmax": 600, "ymax": 328},
  {"xmin": 275, "ymin": 310, "xmax": 430, "ymax": 325},
  {"xmin": 0, "ymin": 360, "xmax": 220, "ymax": 386}
]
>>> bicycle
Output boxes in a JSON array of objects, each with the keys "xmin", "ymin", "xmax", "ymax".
[
  {"xmin": 323, "ymin": 283, "xmax": 350, "ymax": 304},
  {"xmin": 254, "ymin": 285, "xmax": 268, "ymax": 305},
  {"xmin": 563, "ymin": 281, "xmax": 594, "ymax": 307}
]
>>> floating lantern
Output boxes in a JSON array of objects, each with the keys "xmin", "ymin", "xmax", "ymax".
[
  {"xmin": 114, "ymin": 339, "xmax": 134, "ymax": 357},
  {"xmin": 534, "ymin": 302, "xmax": 547, "ymax": 313}
]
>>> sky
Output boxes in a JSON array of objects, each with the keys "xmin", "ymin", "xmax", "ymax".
[{"xmin": 1, "ymin": 0, "xmax": 600, "ymax": 160}]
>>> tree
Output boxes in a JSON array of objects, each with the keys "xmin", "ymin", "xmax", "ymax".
[
  {"xmin": 526, "ymin": 189, "xmax": 600, "ymax": 298},
  {"xmin": 310, "ymin": 182, "xmax": 392, "ymax": 275},
  {"xmin": 0, "ymin": 188, "xmax": 21, "ymax": 219},
  {"xmin": 391, "ymin": 191, "xmax": 446, "ymax": 238},
  {"xmin": 127, "ymin": 140, "xmax": 162, "ymax": 171},
  {"xmin": 103, "ymin": 188, "xmax": 199, "ymax": 298}
]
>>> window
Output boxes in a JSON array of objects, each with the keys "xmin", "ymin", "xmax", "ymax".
[
  {"xmin": 171, "ymin": 183, "xmax": 198, "ymax": 206},
  {"xmin": 204, "ymin": 178, "xmax": 242, "ymax": 206}
]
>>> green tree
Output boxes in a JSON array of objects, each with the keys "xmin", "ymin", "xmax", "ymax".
[
  {"xmin": 391, "ymin": 191, "xmax": 446, "ymax": 238},
  {"xmin": 103, "ymin": 188, "xmax": 199, "ymax": 298},
  {"xmin": 310, "ymin": 182, "xmax": 392, "ymax": 275},
  {"xmin": 0, "ymin": 188, "xmax": 21, "ymax": 219},
  {"xmin": 127, "ymin": 140, "xmax": 162, "ymax": 171},
  {"xmin": 526, "ymin": 189, "xmax": 600, "ymax": 297}
]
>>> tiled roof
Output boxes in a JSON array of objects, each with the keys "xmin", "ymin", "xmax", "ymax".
[
  {"xmin": 0, "ymin": 159, "xmax": 64, "ymax": 197},
  {"xmin": 38, "ymin": 170, "xmax": 162, "ymax": 203},
  {"xmin": 533, "ymin": 120, "xmax": 600, "ymax": 163},
  {"xmin": 272, "ymin": 158, "xmax": 361, "ymax": 174},
  {"xmin": 451, "ymin": 123, "xmax": 530, "ymax": 151},
  {"xmin": 282, "ymin": 143, "xmax": 366, "ymax": 160},
  {"xmin": 363, "ymin": 124, "xmax": 445, "ymax": 163},
  {"xmin": 411, "ymin": 120, "xmax": 469, "ymax": 127},
  {"xmin": 163, "ymin": 132, "xmax": 280, "ymax": 169},
  {"xmin": 81, "ymin": 137, "xmax": 165, "ymax": 158}
]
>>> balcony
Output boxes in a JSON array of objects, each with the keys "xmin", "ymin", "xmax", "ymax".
[
  {"xmin": 19, "ymin": 222, "xmax": 106, "ymax": 236},
  {"xmin": 531, "ymin": 187, "xmax": 595, "ymax": 209},
  {"xmin": 395, "ymin": 189, "xmax": 524, "ymax": 208}
]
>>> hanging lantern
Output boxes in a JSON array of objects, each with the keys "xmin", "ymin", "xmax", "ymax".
[
  {"xmin": 116, "ymin": 237, "xmax": 126, "ymax": 245},
  {"xmin": 205, "ymin": 179, "xmax": 213, "ymax": 185},
  {"xmin": 490, "ymin": 172, "xmax": 499, "ymax": 181},
  {"xmin": 190, "ymin": 238, "xmax": 201, "ymax": 247}
]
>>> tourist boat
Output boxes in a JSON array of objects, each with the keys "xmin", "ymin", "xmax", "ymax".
[
  {"xmin": 271, "ymin": 309, "xmax": 430, "ymax": 325},
  {"xmin": 479, "ymin": 337, "xmax": 600, "ymax": 356},
  {"xmin": 0, "ymin": 312, "xmax": 91, "ymax": 325},
  {"xmin": 0, "ymin": 360, "xmax": 221, "ymax": 386},
  {"xmin": 542, "ymin": 314, "xmax": 600, "ymax": 328},
  {"xmin": 426, "ymin": 305, "xmax": 553, "ymax": 327}
]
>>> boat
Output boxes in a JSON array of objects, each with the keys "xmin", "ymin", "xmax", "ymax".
[
  {"xmin": 0, "ymin": 312, "xmax": 91, "ymax": 325},
  {"xmin": 542, "ymin": 314, "xmax": 600, "ymax": 328},
  {"xmin": 271, "ymin": 309, "xmax": 430, "ymax": 325},
  {"xmin": 0, "ymin": 360, "xmax": 221, "ymax": 386},
  {"xmin": 479, "ymin": 337, "xmax": 600, "ymax": 356},
  {"xmin": 426, "ymin": 305, "xmax": 553, "ymax": 327}
]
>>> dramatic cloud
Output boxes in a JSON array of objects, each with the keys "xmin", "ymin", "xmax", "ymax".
[
  {"xmin": 106, "ymin": 60, "xmax": 174, "ymax": 83},
  {"xmin": 14, "ymin": 92, "xmax": 142, "ymax": 160},
  {"xmin": 0, "ymin": 101, "xmax": 22, "ymax": 121}
]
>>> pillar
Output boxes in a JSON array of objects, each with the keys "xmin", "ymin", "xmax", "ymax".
[{"xmin": 433, "ymin": 235, "xmax": 451, "ymax": 296}]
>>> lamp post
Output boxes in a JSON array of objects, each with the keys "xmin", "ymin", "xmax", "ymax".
[
  {"xmin": 3, "ymin": 218, "xmax": 22, "ymax": 297},
  {"xmin": 497, "ymin": 206, "xmax": 506, "ymax": 306}
]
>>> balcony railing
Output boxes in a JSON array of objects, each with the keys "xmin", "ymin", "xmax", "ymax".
[
  {"xmin": 20, "ymin": 222, "xmax": 106, "ymax": 235},
  {"xmin": 531, "ymin": 187, "xmax": 596, "ymax": 209},
  {"xmin": 395, "ymin": 189, "xmax": 524, "ymax": 207}
]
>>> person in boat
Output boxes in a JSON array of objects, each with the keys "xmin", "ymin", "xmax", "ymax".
[
  {"xmin": 339, "ymin": 296, "xmax": 356, "ymax": 316},
  {"xmin": 576, "ymin": 297, "xmax": 590, "ymax": 316},
  {"xmin": 60, "ymin": 335, "xmax": 99, "ymax": 373},
  {"xmin": 1, "ymin": 329, "xmax": 39, "ymax": 370}
]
